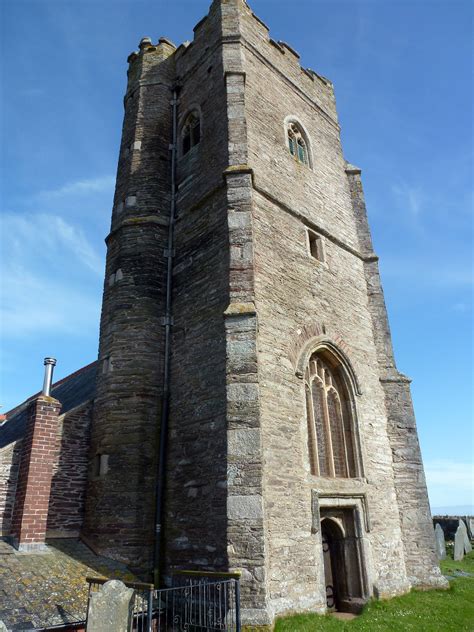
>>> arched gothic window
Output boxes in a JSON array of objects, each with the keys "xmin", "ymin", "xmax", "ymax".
[
  {"xmin": 181, "ymin": 111, "xmax": 201, "ymax": 155},
  {"xmin": 305, "ymin": 353, "xmax": 358, "ymax": 478},
  {"xmin": 287, "ymin": 122, "xmax": 309, "ymax": 166}
]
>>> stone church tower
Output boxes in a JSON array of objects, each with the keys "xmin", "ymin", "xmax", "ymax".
[{"xmin": 83, "ymin": 0, "xmax": 446, "ymax": 624}]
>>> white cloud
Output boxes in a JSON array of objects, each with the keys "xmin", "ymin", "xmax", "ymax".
[
  {"xmin": 0, "ymin": 213, "xmax": 104, "ymax": 338},
  {"xmin": 392, "ymin": 182, "xmax": 424, "ymax": 217},
  {"xmin": 37, "ymin": 175, "xmax": 115, "ymax": 200},
  {"xmin": 425, "ymin": 459, "xmax": 474, "ymax": 508},
  {"xmin": 2, "ymin": 213, "xmax": 103, "ymax": 276},
  {"xmin": 0, "ymin": 265, "xmax": 101, "ymax": 338}
]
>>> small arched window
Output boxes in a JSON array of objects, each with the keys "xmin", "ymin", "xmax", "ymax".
[
  {"xmin": 181, "ymin": 111, "xmax": 201, "ymax": 156},
  {"xmin": 287, "ymin": 122, "xmax": 309, "ymax": 166},
  {"xmin": 305, "ymin": 353, "xmax": 358, "ymax": 478}
]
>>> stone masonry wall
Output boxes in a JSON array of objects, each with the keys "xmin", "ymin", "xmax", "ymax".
[
  {"xmin": 0, "ymin": 441, "xmax": 21, "ymax": 536},
  {"xmin": 83, "ymin": 39, "xmax": 176, "ymax": 573},
  {"xmin": 237, "ymin": 0, "xmax": 419, "ymax": 616},
  {"xmin": 164, "ymin": 2, "xmax": 268, "ymax": 622},
  {"xmin": 164, "ymin": 0, "xmax": 230, "ymax": 579},
  {"xmin": 47, "ymin": 403, "xmax": 92, "ymax": 536}
]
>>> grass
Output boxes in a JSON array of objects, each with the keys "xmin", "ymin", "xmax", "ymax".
[{"xmin": 274, "ymin": 551, "xmax": 474, "ymax": 632}]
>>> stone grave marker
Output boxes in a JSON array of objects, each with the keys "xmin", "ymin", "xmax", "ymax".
[
  {"xmin": 454, "ymin": 526, "xmax": 465, "ymax": 561},
  {"xmin": 86, "ymin": 580, "xmax": 135, "ymax": 632},
  {"xmin": 458, "ymin": 519, "xmax": 472, "ymax": 554},
  {"xmin": 434, "ymin": 523, "xmax": 446, "ymax": 560},
  {"xmin": 468, "ymin": 517, "xmax": 474, "ymax": 539}
]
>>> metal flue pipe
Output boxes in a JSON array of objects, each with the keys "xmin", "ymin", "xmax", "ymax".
[{"xmin": 42, "ymin": 357, "xmax": 57, "ymax": 396}]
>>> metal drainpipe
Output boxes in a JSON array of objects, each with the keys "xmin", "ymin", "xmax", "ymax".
[{"xmin": 153, "ymin": 87, "xmax": 178, "ymax": 586}]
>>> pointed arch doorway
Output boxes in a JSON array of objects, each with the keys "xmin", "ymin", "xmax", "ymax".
[
  {"xmin": 322, "ymin": 518, "xmax": 345, "ymax": 611},
  {"xmin": 320, "ymin": 509, "xmax": 368, "ymax": 614}
]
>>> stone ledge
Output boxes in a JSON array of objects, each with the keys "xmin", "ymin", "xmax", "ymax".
[
  {"xmin": 223, "ymin": 164, "xmax": 254, "ymax": 179},
  {"xmin": 106, "ymin": 215, "xmax": 169, "ymax": 243},
  {"xmin": 224, "ymin": 302, "xmax": 257, "ymax": 317}
]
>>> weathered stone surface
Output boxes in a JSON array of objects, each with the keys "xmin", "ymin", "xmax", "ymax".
[
  {"xmin": 458, "ymin": 520, "xmax": 472, "ymax": 554},
  {"xmin": 228, "ymin": 495, "xmax": 263, "ymax": 520},
  {"xmin": 87, "ymin": 580, "xmax": 134, "ymax": 632},
  {"xmin": 454, "ymin": 526, "xmax": 465, "ymax": 561},
  {"xmin": 434, "ymin": 524, "xmax": 446, "ymax": 560}
]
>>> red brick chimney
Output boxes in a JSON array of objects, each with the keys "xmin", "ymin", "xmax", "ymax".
[{"xmin": 11, "ymin": 359, "xmax": 61, "ymax": 551}]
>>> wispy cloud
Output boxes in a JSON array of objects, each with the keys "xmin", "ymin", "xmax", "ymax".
[
  {"xmin": 3, "ymin": 213, "xmax": 103, "ymax": 276},
  {"xmin": 392, "ymin": 182, "xmax": 424, "ymax": 217},
  {"xmin": 0, "ymin": 212, "xmax": 104, "ymax": 338},
  {"xmin": 425, "ymin": 459, "xmax": 474, "ymax": 508},
  {"xmin": 1, "ymin": 265, "xmax": 101, "ymax": 338},
  {"xmin": 37, "ymin": 175, "xmax": 115, "ymax": 201}
]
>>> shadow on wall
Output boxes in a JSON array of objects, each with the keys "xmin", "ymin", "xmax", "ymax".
[
  {"xmin": 0, "ymin": 441, "xmax": 22, "ymax": 536},
  {"xmin": 47, "ymin": 403, "xmax": 92, "ymax": 536}
]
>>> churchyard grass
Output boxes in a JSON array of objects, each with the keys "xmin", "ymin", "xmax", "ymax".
[{"xmin": 274, "ymin": 551, "xmax": 474, "ymax": 632}]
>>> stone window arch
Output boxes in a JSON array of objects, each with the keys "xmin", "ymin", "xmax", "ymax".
[
  {"xmin": 305, "ymin": 351, "xmax": 359, "ymax": 478},
  {"xmin": 286, "ymin": 119, "xmax": 311, "ymax": 167},
  {"xmin": 181, "ymin": 110, "xmax": 201, "ymax": 156}
]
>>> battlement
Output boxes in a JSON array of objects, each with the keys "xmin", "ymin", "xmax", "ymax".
[
  {"xmin": 127, "ymin": 0, "xmax": 334, "ymax": 117},
  {"xmin": 127, "ymin": 36, "xmax": 176, "ymax": 65}
]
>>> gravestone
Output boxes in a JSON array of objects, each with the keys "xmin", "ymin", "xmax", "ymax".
[
  {"xmin": 458, "ymin": 520, "xmax": 472, "ymax": 554},
  {"xmin": 86, "ymin": 580, "xmax": 135, "ymax": 632},
  {"xmin": 454, "ymin": 526, "xmax": 465, "ymax": 561},
  {"xmin": 434, "ymin": 523, "xmax": 446, "ymax": 560},
  {"xmin": 468, "ymin": 518, "xmax": 474, "ymax": 539}
]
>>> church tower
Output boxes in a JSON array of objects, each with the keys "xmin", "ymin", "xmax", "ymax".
[{"xmin": 83, "ymin": 0, "xmax": 446, "ymax": 625}]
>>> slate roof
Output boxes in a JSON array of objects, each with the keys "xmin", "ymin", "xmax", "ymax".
[
  {"xmin": 0, "ymin": 362, "xmax": 98, "ymax": 450},
  {"xmin": 0, "ymin": 538, "xmax": 139, "ymax": 630}
]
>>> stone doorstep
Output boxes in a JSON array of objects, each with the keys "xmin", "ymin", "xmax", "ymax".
[{"xmin": 331, "ymin": 612, "xmax": 358, "ymax": 621}]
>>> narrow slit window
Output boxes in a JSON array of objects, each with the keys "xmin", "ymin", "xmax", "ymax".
[
  {"xmin": 94, "ymin": 454, "xmax": 109, "ymax": 477},
  {"xmin": 308, "ymin": 230, "xmax": 325, "ymax": 262},
  {"xmin": 182, "ymin": 112, "xmax": 201, "ymax": 156}
]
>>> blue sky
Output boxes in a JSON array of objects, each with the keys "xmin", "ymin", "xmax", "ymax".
[{"xmin": 1, "ymin": 0, "xmax": 472, "ymax": 513}]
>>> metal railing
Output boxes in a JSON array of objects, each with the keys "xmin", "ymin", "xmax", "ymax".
[
  {"xmin": 85, "ymin": 574, "xmax": 241, "ymax": 632},
  {"xmin": 154, "ymin": 577, "xmax": 240, "ymax": 631}
]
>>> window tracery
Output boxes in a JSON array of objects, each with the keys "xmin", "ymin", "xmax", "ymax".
[
  {"xmin": 287, "ymin": 122, "xmax": 309, "ymax": 166},
  {"xmin": 305, "ymin": 353, "xmax": 357, "ymax": 478},
  {"xmin": 181, "ymin": 111, "xmax": 201, "ymax": 155}
]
